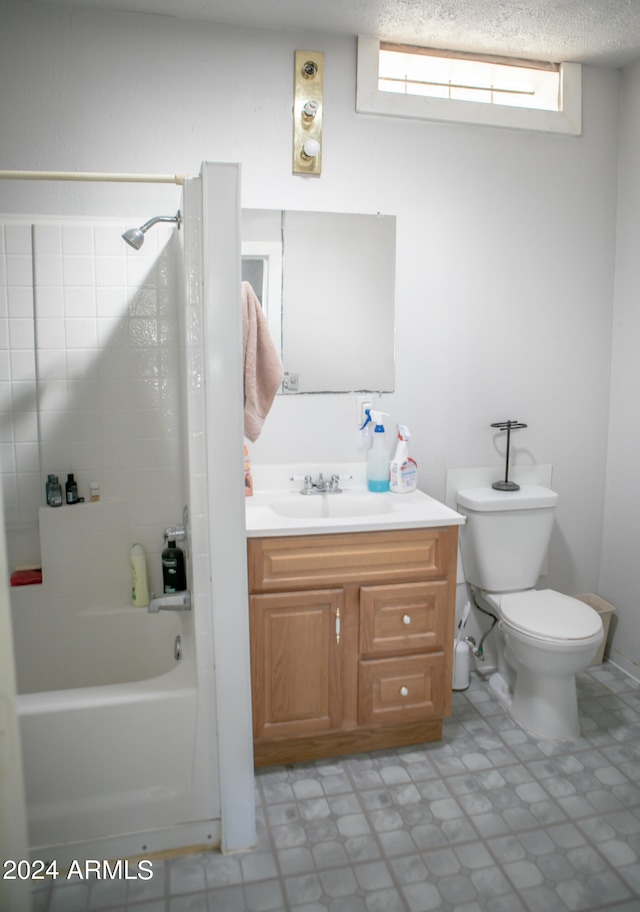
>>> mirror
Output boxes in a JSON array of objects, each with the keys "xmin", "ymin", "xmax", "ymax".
[{"xmin": 241, "ymin": 209, "xmax": 396, "ymax": 394}]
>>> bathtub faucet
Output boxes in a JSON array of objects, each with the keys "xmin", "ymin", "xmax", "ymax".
[
  {"xmin": 164, "ymin": 523, "xmax": 186, "ymax": 543},
  {"xmin": 148, "ymin": 591, "xmax": 191, "ymax": 613}
]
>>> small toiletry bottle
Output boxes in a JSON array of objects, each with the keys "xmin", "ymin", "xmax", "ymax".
[
  {"xmin": 130, "ymin": 543, "xmax": 150, "ymax": 607},
  {"xmin": 244, "ymin": 444, "xmax": 253, "ymax": 497},
  {"xmin": 65, "ymin": 473, "xmax": 79, "ymax": 505},
  {"xmin": 46, "ymin": 474, "xmax": 63, "ymax": 507},
  {"xmin": 89, "ymin": 481, "xmax": 100, "ymax": 502},
  {"xmin": 360, "ymin": 409, "xmax": 390, "ymax": 493},
  {"xmin": 390, "ymin": 425, "xmax": 418, "ymax": 494},
  {"xmin": 162, "ymin": 540, "xmax": 187, "ymax": 593}
]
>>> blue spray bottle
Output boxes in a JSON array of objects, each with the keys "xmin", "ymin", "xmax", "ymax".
[{"xmin": 360, "ymin": 409, "xmax": 390, "ymax": 492}]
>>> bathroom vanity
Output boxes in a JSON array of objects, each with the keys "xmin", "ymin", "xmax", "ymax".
[{"xmin": 245, "ymin": 471, "xmax": 464, "ymax": 766}]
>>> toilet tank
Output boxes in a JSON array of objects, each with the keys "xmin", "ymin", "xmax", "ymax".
[{"xmin": 456, "ymin": 485, "xmax": 559, "ymax": 593}]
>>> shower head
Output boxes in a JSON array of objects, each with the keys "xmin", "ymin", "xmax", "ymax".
[{"xmin": 122, "ymin": 210, "xmax": 182, "ymax": 249}]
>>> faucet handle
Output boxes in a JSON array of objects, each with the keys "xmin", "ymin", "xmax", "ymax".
[
  {"xmin": 329, "ymin": 473, "xmax": 352, "ymax": 492},
  {"xmin": 290, "ymin": 474, "xmax": 314, "ymax": 493}
]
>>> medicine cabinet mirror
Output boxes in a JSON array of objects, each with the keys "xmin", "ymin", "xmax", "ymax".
[{"xmin": 241, "ymin": 209, "xmax": 396, "ymax": 394}]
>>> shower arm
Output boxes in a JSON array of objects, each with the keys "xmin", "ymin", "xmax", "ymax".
[
  {"xmin": 139, "ymin": 213, "xmax": 182, "ymax": 233},
  {"xmin": 122, "ymin": 211, "xmax": 182, "ymax": 249}
]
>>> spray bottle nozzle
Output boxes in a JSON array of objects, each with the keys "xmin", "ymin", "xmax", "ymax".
[
  {"xmin": 397, "ymin": 424, "xmax": 411, "ymax": 441},
  {"xmin": 359, "ymin": 408, "xmax": 389, "ymax": 431}
]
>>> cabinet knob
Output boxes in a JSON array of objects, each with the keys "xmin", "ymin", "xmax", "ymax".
[
  {"xmin": 399, "ymin": 686, "xmax": 409, "ymax": 697},
  {"xmin": 402, "ymin": 614, "xmax": 411, "ymax": 625}
]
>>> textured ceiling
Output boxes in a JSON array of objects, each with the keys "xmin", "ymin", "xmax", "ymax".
[{"xmin": 35, "ymin": 0, "xmax": 640, "ymax": 68}]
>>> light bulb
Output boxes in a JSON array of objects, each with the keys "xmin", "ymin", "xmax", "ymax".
[
  {"xmin": 301, "ymin": 139, "xmax": 321, "ymax": 160},
  {"xmin": 302, "ymin": 99, "xmax": 320, "ymax": 118}
]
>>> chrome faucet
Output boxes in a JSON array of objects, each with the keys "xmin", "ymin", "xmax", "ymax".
[
  {"xmin": 148, "ymin": 591, "xmax": 191, "ymax": 613},
  {"xmin": 163, "ymin": 523, "xmax": 186, "ymax": 542},
  {"xmin": 290, "ymin": 473, "xmax": 352, "ymax": 495}
]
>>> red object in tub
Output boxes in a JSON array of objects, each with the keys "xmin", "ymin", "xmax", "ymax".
[{"xmin": 10, "ymin": 569, "xmax": 42, "ymax": 586}]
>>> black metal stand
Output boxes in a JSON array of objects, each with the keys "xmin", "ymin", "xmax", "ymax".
[{"xmin": 491, "ymin": 420, "xmax": 527, "ymax": 491}]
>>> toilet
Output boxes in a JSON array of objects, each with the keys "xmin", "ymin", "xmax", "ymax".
[{"xmin": 456, "ymin": 484, "xmax": 603, "ymax": 740}]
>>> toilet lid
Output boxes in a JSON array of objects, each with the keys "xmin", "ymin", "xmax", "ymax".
[{"xmin": 500, "ymin": 590, "xmax": 603, "ymax": 640}]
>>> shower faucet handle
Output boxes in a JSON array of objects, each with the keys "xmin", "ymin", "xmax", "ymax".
[{"xmin": 163, "ymin": 524, "xmax": 186, "ymax": 542}]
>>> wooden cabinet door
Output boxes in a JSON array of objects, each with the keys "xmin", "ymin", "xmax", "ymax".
[{"xmin": 250, "ymin": 589, "xmax": 343, "ymax": 742}]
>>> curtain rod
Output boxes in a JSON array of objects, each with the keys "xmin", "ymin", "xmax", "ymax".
[{"xmin": 0, "ymin": 170, "xmax": 188, "ymax": 185}]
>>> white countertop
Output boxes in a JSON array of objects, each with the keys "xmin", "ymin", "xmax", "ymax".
[{"xmin": 245, "ymin": 464, "xmax": 465, "ymax": 538}]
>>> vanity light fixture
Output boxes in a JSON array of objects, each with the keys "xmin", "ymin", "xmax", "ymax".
[{"xmin": 293, "ymin": 50, "xmax": 324, "ymax": 175}]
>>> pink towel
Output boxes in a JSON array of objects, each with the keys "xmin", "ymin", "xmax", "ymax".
[{"xmin": 242, "ymin": 281, "xmax": 283, "ymax": 442}]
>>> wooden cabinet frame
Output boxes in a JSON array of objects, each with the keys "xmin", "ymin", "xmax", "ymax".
[{"xmin": 248, "ymin": 526, "xmax": 458, "ymax": 766}]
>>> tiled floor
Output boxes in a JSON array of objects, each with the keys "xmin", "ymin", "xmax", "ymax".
[{"xmin": 33, "ymin": 661, "xmax": 640, "ymax": 912}]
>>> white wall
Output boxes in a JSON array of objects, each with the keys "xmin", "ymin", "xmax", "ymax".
[
  {"xmin": 599, "ymin": 60, "xmax": 640, "ymax": 676},
  {"xmin": 0, "ymin": 4, "xmax": 628, "ymax": 645}
]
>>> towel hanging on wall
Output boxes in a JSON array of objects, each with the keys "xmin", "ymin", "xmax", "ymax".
[{"xmin": 242, "ymin": 281, "xmax": 284, "ymax": 442}]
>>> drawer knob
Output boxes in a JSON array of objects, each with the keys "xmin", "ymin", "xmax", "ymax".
[
  {"xmin": 399, "ymin": 686, "xmax": 409, "ymax": 697},
  {"xmin": 402, "ymin": 614, "xmax": 411, "ymax": 625}
]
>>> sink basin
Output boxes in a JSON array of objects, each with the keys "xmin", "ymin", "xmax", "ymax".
[
  {"xmin": 245, "ymin": 480, "xmax": 466, "ymax": 537},
  {"xmin": 268, "ymin": 493, "xmax": 395, "ymax": 520}
]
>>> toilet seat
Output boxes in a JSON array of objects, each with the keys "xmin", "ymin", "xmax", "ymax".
[{"xmin": 500, "ymin": 589, "xmax": 602, "ymax": 643}]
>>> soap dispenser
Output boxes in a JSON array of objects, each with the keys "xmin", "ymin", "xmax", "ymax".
[
  {"xmin": 46, "ymin": 474, "xmax": 63, "ymax": 507},
  {"xmin": 162, "ymin": 540, "xmax": 187, "ymax": 593},
  {"xmin": 360, "ymin": 409, "xmax": 390, "ymax": 492},
  {"xmin": 65, "ymin": 473, "xmax": 79, "ymax": 505},
  {"xmin": 130, "ymin": 543, "xmax": 150, "ymax": 608},
  {"xmin": 390, "ymin": 425, "xmax": 418, "ymax": 494}
]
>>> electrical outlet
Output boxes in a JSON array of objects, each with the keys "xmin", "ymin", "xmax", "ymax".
[
  {"xmin": 357, "ymin": 397, "xmax": 372, "ymax": 426},
  {"xmin": 284, "ymin": 371, "xmax": 299, "ymax": 391}
]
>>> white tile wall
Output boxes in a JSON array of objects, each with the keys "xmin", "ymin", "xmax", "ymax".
[
  {"xmin": 0, "ymin": 223, "xmax": 39, "ymax": 568},
  {"xmin": 2, "ymin": 217, "xmax": 187, "ymax": 594}
]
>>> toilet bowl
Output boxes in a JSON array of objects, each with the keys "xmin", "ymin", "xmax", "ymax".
[
  {"xmin": 456, "ymin": 484, "xmax": 604, "ymax": 741},
  {"xmin": 479, "ymin": 588, "xmax": 603, "ymax": 740}
]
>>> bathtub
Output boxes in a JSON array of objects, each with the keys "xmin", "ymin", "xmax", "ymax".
[
  {"xmin": 16, "ymin": 610, "xmax": 207, "ymax": 857},
  {"xmin": 11, "ymin": 500, "xmax": 221, "ymax": 862}
]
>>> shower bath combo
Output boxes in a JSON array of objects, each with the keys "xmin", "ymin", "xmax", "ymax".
[{"xmin": 1, "ymin": 163, "xmax": 255, "ymax": 863}]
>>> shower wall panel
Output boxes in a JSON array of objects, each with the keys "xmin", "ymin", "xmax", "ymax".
[
  {"xmin": 2, "ymin": 217, "xmax": 186, "ymax": 595},
  {"xmin": 0, "ymin": 223, "xmax": 39, "ymax": 569}
]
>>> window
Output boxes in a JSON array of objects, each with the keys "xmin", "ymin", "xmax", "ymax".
[
  {"xmin": 379, "ymin": 44, "xmax": 560, "ymax": 111},
  {"xmin": 357, "ymin": 37, "xmax": 581, "ymax": 134}
]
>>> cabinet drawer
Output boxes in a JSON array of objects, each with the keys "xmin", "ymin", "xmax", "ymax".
[
  {"xmin": 249, "ymin": 528, "xmax": 451, "ymax": 593},
  {"xmin": 359, "ymin": 654, "xmax": 444, "ymax": 725},
  {"xmin": 360, "ymin": 581, "xmax": 448, "ymax": 657}
]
